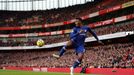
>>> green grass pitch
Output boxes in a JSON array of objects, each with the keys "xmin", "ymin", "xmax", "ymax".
[{"xmin": 0, "ymin": 69, "xmax": 103, "ymax": 75}]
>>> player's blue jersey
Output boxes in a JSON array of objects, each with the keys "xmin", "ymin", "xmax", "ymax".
[{"xmin": 70, "ymin": 26, "xmax": 99, "ymax": 47}]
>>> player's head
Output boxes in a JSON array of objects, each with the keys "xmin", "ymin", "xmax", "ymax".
[{"xmin": 75, "ymin": 18, "xmax": 83, "ymax": 27}]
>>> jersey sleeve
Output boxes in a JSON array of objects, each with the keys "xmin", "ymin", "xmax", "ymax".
[{"xmin": 87, "ymin": 26, "xmax": 99, "ymax": 41}]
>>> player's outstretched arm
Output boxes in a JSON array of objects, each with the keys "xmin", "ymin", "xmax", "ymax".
[
  {"xmin": 88, "ymin": 27, "xmax": 99, "ymax": 41},
  {"xmin": 88, "ymin": 27, "xmax": 104, "ymax": 45}
]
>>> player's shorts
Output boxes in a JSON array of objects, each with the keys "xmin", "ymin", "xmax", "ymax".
[
  {"xmin": 74, "ymin": 45, "xmax": 85, "ymax": 54},
  {"xmin": 71, "ymin": 38, "xmax": 85, "ymax": 54}
]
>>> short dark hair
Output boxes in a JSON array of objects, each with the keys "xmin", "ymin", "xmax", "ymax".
[{"xmin": 76, "ymin": 18, "xmax": 83, "ymax": 22}]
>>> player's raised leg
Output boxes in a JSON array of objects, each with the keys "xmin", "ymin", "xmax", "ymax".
[{"xmin": 53, "ymin": 40, "xmax": 72, "ymax": 58}]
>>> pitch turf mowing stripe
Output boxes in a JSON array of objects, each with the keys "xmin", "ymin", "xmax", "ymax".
[{"xmin": 0, "ymin": 69, "xmax": 104, "ymax": 75}]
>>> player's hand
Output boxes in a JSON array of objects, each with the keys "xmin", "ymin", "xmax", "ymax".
[{"xmin": 98, "ymin": 40, "xmax": 104, "ymax": 45}]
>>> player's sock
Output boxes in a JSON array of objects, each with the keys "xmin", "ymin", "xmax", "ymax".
[
  {"xmin": 72, "ymin": 59, "xmax": 81, "ymax": 68},
  {"xmin": 70, "ymin": 67, "xmax": 74, "ymax": 75},
  {"xmin": 59, "ymin": 45, "xmax": 66, "ymax": 57},
  {"xmin": 70, "ymin": 60, "xmax": 81, "ymax": 75}
]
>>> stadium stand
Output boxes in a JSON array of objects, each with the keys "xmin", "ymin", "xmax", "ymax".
[
  {"xmin": 0, "ymin": 0, "xmax": 133, "ymax": 70},
  {"xmin": 0, "ymin": 40, "xmax": 133, "ymax": 68},
  {"xmin": 0, "ymin": 20, "xmax": 134, "ymax": 46},
  {"xmin": 0, "ymin": 5, "xmax": 133, "ymax": 34},
  {"xmin": 0, "ymin": 0, "xmax": 131, "ymax": 26}
]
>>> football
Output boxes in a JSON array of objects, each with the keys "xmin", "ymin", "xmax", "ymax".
[{"xmin": 36, "ymin": 39, "xmax": 45, "ymax": 47}]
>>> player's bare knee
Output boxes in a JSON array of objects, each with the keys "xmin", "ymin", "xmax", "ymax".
[{"xmin": 66, "ymin": 40, "xmax": 72, "ymax": 46}]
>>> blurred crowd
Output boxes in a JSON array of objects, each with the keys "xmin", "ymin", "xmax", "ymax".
[
  {"xmin": 0, "ymin": 0, "xmax": 130, "ymax": 26},
  {"xmin": 93, "ymin": 20, "xmax": 134, "ymax": 35},
  {"xmin": 0, "ymin": 42, "xmax": 133, "ymax": 68},
  {"xmin": 0, "ymin": 20, "xmax": 134, "ymax": 46}
]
